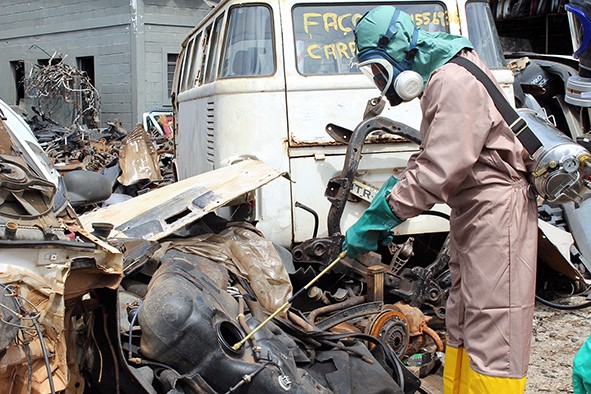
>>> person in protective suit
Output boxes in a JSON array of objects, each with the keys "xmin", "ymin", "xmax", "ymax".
[{"xmin": 344, "ymin": 6, "xmax": 538, "ymax": 393}]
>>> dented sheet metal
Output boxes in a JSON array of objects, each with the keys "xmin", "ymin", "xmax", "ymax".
[
  {"xmin": 0, "ymin": 241, "xmax": 122, "ymax": 393},
  {"xmin": 117, "ymin": 124, "xmax": 162, "ymax": 186},
  {"xmin": 538, "ymin": 219, "xmax": 590, "ymax": 284},
  {"xmin": 0, "ymin": 106, "xmax": 123, "ymax": 394},
  {"xmin": 80, "ymin": 159, "xmax": 285, "ymax": 241}
]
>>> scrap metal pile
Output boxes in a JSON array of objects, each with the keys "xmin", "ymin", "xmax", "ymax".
[
  {"xmin": 0, "ymin": 98, "xmax": 433, "ymax": 394},
  {"xmin": 21, "ymin": 58, "xmax": 175, "ymax": 210},
  {"xmin": 19, "ymin": 107, "xmax": 175, "ymax": 209},
  {"xmin": 25, "ymin": 108, "xmax": 125, "ymax": 171}
]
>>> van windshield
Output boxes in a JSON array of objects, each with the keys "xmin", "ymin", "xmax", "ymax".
[
  {"xmin": 293, "ymin": 3, "xmax": 448, "ymax": 75},
  {"xmin": 466, "ymin": 1, "xmax": 506, "ymax": 69}
]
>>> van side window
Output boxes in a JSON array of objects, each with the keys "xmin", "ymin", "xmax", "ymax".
[
  {"xmin": 293, "ymin": 3, "xmax": 448, "ymax": 75},
  {"xmin": 219, "ymin": 5, "xmax": 275, "ymax": 78},
  {"xmin": 197, "ymin": 25, "xmax": 212, "ymax": 86},
  {"xmin": 205, "ymin": 15, "xmax": 225, "ymax": 83},
  {"xmin": 180, "ymin": 36, "xmax": 196, "ymax": 91},
  {"xmin": 183, "ymin": 33, "xmax": 202, "ymax": 90}
]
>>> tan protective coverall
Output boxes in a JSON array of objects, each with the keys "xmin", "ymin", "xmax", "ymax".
[{"xmin": 387, "ymin": 49, "xmax": 538, "ymax": 379}]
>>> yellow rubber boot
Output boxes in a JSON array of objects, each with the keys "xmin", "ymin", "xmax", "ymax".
[
  {"xmin": 466, "ymin": 362, "xmax": 527, "ymax": 394},
  {"xmin": 443, "ymin": 346, "xmax": 470, "ymax": 394},
  {"xmin": 444, "ymin": 347, "xmax": 526, "ymax": 393}
]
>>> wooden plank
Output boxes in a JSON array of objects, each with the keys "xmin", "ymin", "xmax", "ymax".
[{"xmin": 79, "ymin": 160, "xmax": 284, "ymax": 241}]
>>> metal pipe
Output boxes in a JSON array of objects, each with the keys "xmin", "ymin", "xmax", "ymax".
[
  {"xmin": 287, "ymin": 311, "xmax": 316, "ymax": 332},
  {"xmin": 237, "ymin": 297, "xmax": 259, "ymax": 349},
  {"xmin": 5, "ymin": 222, "xmax": 17, "ymax": 239},
  {"xmin": 307, "ymin": 295, "xmax": 366, "ymax": 324},
  {"xmin": 295, "ymin": 201, "xmax": 319, "ymax": 238},
  {"xmin": 422, "ymin": 324, "xmax": 444, "ymax": 352}
]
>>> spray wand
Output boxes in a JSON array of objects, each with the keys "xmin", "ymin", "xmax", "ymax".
[{"xmin": 232, "ymin": 250, "xmax": 347, "ymax": 350}]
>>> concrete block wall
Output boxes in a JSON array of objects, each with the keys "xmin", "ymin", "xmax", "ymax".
[{"xmin": 0, "ymin": 0, "xmax": 211, "ymax": 130}]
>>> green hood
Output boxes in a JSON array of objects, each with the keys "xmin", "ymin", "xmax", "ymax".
[{"xmin": 355, "ymin": 6, "xmax": 473, "ymax": 84}]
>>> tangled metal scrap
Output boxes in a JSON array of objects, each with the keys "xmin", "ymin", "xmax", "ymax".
[
  {"xmin": 25, "ymin": 54, "xmax": 100, "ymax": 128},
  {"xmin": 22, "ymin": 108, "xmax": 175, "ymax": 211},
  {"xmin": 25, "ymin": 108, "xmax": 126, "ymax": 172}
]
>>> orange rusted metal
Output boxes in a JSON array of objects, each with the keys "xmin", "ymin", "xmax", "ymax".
[{"xmin": 366, "ymin": 309, "xmax": 410, "ymax": 355}]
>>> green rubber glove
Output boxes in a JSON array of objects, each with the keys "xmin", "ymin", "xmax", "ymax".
[
  {"xmin": 343, "ymin": 176, "xmax": 403, "ymax": 258},
  {"xmin": 573, "ymin": 332, "xmax": 591, "ymax": 394}
]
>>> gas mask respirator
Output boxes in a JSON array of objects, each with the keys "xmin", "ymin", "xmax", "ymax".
[{"xmin": 356, "ymin": 9, "xmax": 423, "ymax": 107}]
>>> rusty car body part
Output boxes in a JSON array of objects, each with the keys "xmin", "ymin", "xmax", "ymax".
[
  {"xmin": 393, "ymin": 302, "xmax": 444, "ymax": 352},
  {"xmin": 366, "ymin": 310, "xmax": 411, "ymax": 358},
  {"xmin": 0, "ymin": 103, "xmax": 124, "ymax": 394},
  {"xmin": 324, "ymin": 116, "xmax": 422, "ymax": 236},
  {"xmin": 0, "ymin": 224, "xmax": 122, "ymax": 394},
  {"xmin": 392, "ymin": 302, "xmax": 431, "ymax": 336},
  {"xmin": 365, "ymin": 302, "xmax": 444, "ymax": 359},
  {"xmin": 117, "ymin": 125, "xmax": 162, "ymax": 187}
]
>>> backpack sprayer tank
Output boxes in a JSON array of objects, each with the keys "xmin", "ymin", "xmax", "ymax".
[
  {"xmin": 518, "ymin": 109, "xmax": 591, "ymax": 204},
  {"xmin": 513, "ymin": 1, "xmax": 591, "ymax": 205}
]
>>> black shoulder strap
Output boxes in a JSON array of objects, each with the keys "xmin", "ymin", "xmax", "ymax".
[{"xmin": 449, "ymin": 56, "xmax": 542, "ymax": 155}]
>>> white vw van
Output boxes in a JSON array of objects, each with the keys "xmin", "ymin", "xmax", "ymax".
[{"xmin": 172, "ymin": 0, "xmax": 512, "ymax": 247}]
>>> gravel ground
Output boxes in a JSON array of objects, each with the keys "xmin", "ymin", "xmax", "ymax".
[
  {"xmin": 419, "ymin": 297, "xmax": 591, "ymax": 394},
  {"xmin": 526, "ymin": 301, "xmax": 591, "ymax": 393}
]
